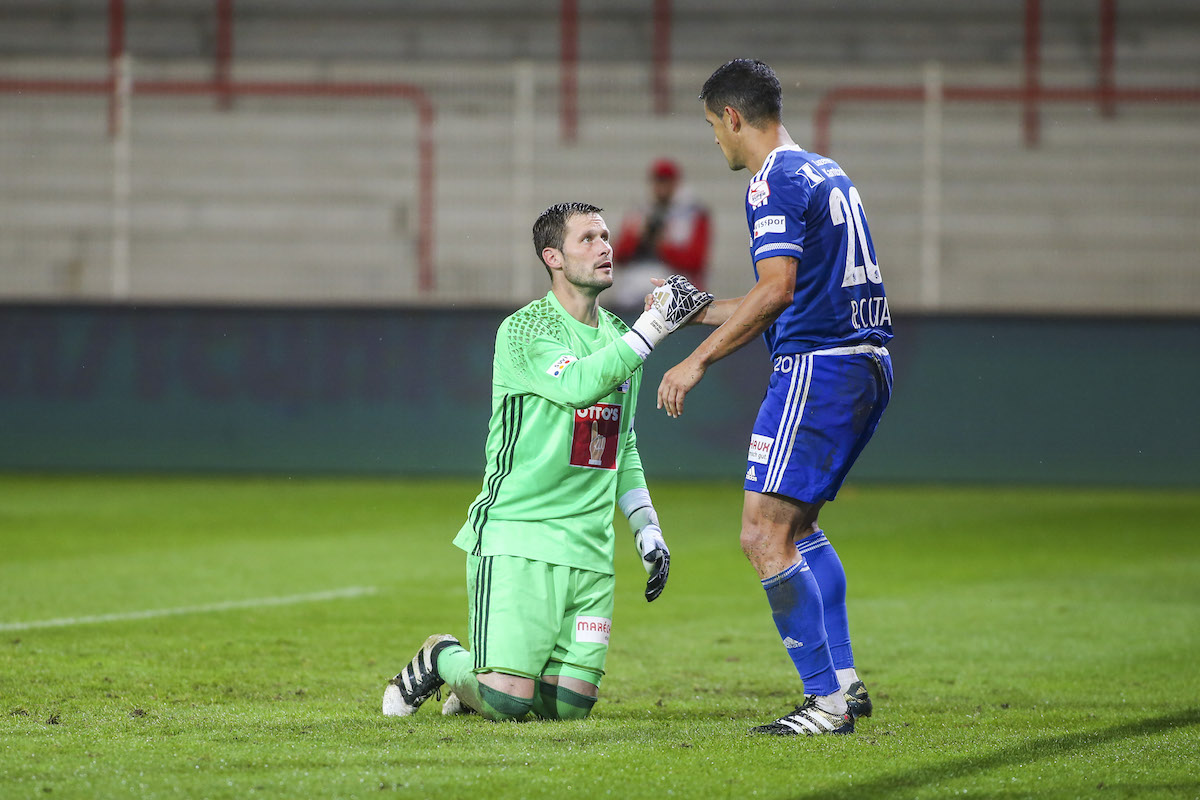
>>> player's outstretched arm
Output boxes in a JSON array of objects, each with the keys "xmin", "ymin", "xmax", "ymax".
[
  {"xmin": 618, "ymin": 487, "xmax": 670, "ymax": 602},
  {"xmin": 520, "ymin": 335, "xmax": 646, "ymax": 410},
  {"xmin": 643, "ymin": 278, "xmax": 740, "ymax": 329},
  {"xmin": 689, "ymin": 296, "xmax": 742, "ymax": 327},
  {"xmin": 657, "ymin": 256, "xmax": 796, "ymax": 418}
]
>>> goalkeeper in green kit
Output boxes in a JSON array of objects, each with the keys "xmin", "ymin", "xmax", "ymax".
[{"xmin": 382, "ymin": 202, "xmax": 712, "ymax": 722}]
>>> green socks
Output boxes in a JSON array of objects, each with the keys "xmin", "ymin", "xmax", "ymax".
[
  {"xmin": 436, "ymin": 646, "xmax": 595, "ymax": 721},
  {"xmin": 530, "ymin": 680, "xmax": 596, "ymax": 721},
  {"xmin": 436, "ymin": 645, "xmax": 533, "ymax": 721}
]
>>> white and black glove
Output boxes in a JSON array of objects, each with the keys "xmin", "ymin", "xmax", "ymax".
[
  {"xmin": 634, "ymin": 524, "xmax": 670, "ymax": 602},
  {"xmin": 621, "ymin": 274, "xmax": 714, "ymax": 358},
  {"xmin": 619, "ymin": 488, "xmax": 671, "ymax": 602}
]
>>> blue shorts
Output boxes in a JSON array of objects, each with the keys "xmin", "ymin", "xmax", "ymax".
[{"xmin": 743, "ymin": 345, "xmax": 893, "ymax": 503}]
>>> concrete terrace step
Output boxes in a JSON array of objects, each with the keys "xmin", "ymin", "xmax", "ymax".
[
  {"xmin": 939, "ymin": 212, "xmax": 1195, "ymax": 245},
  {"xmin": 1, "ymin": 198, "xmax": 399, "ymax": 234},
  {"xmin": 6, "ymin": 0, "xmax": 1194, "ymax": 69}
]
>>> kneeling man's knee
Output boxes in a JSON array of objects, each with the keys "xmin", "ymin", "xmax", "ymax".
[
  {"xmin": 533, "ymin": 682, "xmax": 597, "ymax": 721},
  {"xmin": 478, "ymin": 684, "xmax": 534, "ymax": 721}
]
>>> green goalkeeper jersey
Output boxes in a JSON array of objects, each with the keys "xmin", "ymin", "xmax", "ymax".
[{"xmin": 453, "ymin": 291, "xmax": 648, "ymax": 574}]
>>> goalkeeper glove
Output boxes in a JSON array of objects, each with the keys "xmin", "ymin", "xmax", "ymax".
[
  {"xmin": 621, "ymin": 274, "xmax": 714, "ymax": 358},
  {"xmin": 620, "ymin": 488, "xmax": 671, "ymax": 602},
  {"xmin": 634, "ymin": 524, "xmax": 670, "ymax": 602}
]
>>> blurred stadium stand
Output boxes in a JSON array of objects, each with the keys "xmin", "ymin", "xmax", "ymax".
[
  {"xmin": 1, "ymin": 0, "xmax": 1198, "ymax": 311},
  {"xmin": 2, "ymin": 2, "xmax": 1198, "ymax": 483},
  {"xmin": 4, "ymin": 1, "xmax": 1200, "ymax": 67}
]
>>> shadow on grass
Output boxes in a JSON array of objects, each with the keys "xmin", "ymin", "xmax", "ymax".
[{"xmin": 792, "ymin": 708, "xmax": 1200, "ymax": 800}]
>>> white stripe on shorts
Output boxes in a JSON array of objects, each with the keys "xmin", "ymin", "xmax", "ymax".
[
  {"xmin": 762, "ymin": 355, "xmax": 802, "ymax": 492},
  {"xmin": 764, "ymin": 353, "xmax": 813, "ymax": 494}
]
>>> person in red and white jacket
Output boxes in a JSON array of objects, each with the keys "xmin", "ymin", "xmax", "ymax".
[{"xmin": 611, "ymin": 158, "xmax": 711, "ymax": 310}]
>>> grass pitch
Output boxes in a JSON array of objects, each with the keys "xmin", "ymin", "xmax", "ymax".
[{"xmin": 1, "ymin": 476, "xmax": 1198, "ymax": 799}]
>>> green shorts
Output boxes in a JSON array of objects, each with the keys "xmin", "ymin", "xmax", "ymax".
[{"xmin": 466, "ymin": 553, "xmax": 614, "ymax": 686}]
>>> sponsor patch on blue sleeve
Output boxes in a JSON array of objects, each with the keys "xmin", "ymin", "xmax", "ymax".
[
  {"xmin": 753, "ymin": 215, "xmax": 787, "ymax": 238},
  {"xmin": 748, "ymin": 180, "xmax": 771, "ymax": 209}
]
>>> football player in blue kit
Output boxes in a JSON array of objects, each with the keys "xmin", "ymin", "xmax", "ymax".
[{"xmin": 657, "ymin": 59, "xmax": 893, "ymax": 736}]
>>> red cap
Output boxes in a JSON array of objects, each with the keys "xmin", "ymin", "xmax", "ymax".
[{"xmin": 649, "ymin": 158, "xmax": 681, "ymax": 180}]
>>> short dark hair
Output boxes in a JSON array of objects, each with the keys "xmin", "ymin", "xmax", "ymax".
[
  {"xmin": 533, "ymin": 202, "xmax": 603, "ymax": 271},
  {"xmin": 699, "ymin": 59, "xmax": 782, "ymax": 128}
]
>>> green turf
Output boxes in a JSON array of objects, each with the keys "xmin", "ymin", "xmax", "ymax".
[{"xmin": 1, "ymin": 476, "xmax": 1198, "ymax": 799}]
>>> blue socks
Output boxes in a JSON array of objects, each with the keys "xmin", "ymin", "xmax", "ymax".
[
  {"xmin": 797, "ymin": 529, "xmax": 854, "ymax": 670},
  {"xmin": 761, "ymin": 560, "xmax": 839, "ymax": 697},
  {"xmin": 762, "ymin": 530, "xmax": 857, "ymax": 697}
]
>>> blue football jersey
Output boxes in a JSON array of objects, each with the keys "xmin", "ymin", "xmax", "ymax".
[{"xmin": 745, "ymin": 145, "xmax": 893, "ymax": 356}]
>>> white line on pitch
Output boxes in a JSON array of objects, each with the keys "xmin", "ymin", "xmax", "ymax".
[{"xmin": 0, "ymin": 586, "xmax": 378, "ymax": 632}]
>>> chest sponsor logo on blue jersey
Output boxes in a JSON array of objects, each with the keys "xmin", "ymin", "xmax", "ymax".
[
  {"xmin": 753, "ymin": 215, "xmax": 787, "ymax": 238},
  {"xmin": 748, "ymin": 180, "xmax": 770, "ymax": 209}
]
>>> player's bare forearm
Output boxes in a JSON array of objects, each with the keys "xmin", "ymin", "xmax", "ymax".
[
  {"xmin": 657, "ymin": 257, "xmax": 795, "ymax": 418},
  {"xmin": 690, "ymin": 258, "xmax": 795, "ymax": 368},
  {"xmin": 689, "ymin": 297, "xmax": 742, "ymax": 327}
]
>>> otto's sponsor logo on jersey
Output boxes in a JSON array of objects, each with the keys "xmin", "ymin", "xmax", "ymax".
[
  {"xmin": 546, "ymin": 355, "xmax": 577, "ymax": 378},
  {"xmin": 575, "ymin": 615, "xmax": 611, "ymax": 645},
  {"xmin": 748, "ymin": 434, "xmax": 774, "ymax": 465},
  {"xmin": 570, "ymin": 403, "xmax": 621, "ymax": 470},
  {"xmin": 576, "ymin": 405, "xmax": 621, "ymax": 422},
  {"xmin": 748, "ymin": 180, "xmax": 770, "ymax": 209},
  {"xmin": 850, "ymin": 296, "xmax": 891, "ymax": 330},
  {"xmin": 753, "ymin": 215, "xmax": 787, "ymax": 238}
]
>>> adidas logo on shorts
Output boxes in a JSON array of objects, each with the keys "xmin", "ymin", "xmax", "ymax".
[{"xmin": 746, "ymin": 467, "xmax": 758, "ymax": 482}]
